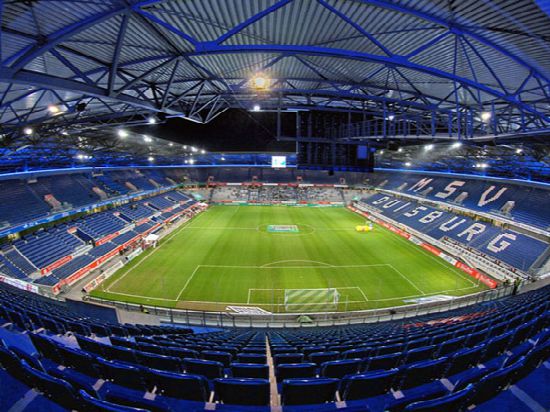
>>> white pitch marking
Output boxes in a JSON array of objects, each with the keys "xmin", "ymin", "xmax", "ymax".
[
  {"xmin": 260, "ymin": 260, "xmax": 334, "ymax": 268},
  {"xmin": 388, "ymin": 264, "xmax": 427, "ymax": 295},
  {"xmin": 106, "ymin": 210, "xmax": 207, "ymax": 292},
  {"xmin": 175, "ymin": 265, "xmax": 202, "ymax": 301}
]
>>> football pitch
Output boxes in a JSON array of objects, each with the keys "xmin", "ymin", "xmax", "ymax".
[{"xmin": 90, "ymin": 206, "xmax": 488, "ymax": 312}]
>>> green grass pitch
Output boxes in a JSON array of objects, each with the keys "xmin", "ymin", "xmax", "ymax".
[{"xmin": 90, "ymin": 206, "xmax": 488, "ymax": 312}]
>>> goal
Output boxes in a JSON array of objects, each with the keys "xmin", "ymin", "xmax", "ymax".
[{"xmin": 284, "ymin": 288, "xmax": 340, "ymax": 312}]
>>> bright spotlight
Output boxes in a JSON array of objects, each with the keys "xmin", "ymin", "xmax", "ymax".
[
  {"xmin": 117, "ymin": 130, "xmax": 128, "ymax": 138},
  {"xmin": 148, "ymin": 156, "xmax": 155, "ymax": 162},
  {"xmin": 143, "ymin": 135, "xmax": 152, "ymax": 143},
  {"xmin": 200, "ymin": 149, "xmax": 206, "ymax": 154},
  {"xmin": 169, "ymin": 142, "xmax": 174, "ymax": 147},
  {"xmin": 221, "ymin": 157, "xmax": 226, "ymax": 161},
  {"xmin": 388, "ymin": 114, "xmax": 395, "ymax": 121},
  {"xmin": 147, "ymin": 116, "xmax": 157, "ymax": 124},
  {"xmin": 397, "ymin": 147, "xmax": 403, "ymax": 153},
  {"xmin": 515, "ymin": 148, "xmax": 523, "ymax": 154},
  {"xmin": 48, "ymin": 105, "xmax": 61, "ymax": 114},
  {"xmin": 481, "ymin": 111, "xmax": 492, "ymax": 122},
  {"xmin": 252, "ymin": 104, "xmax": 261, "ymax": 112},
  {"xmin": 452, "ymin": 142, "xmax": 462, "ymax": 149},
  {"xmin": 425, "ymin": 144, "xmax": 434, "ymax": 151},
  {"xmin": 191, "ymin": 147, "xmax": 197, "ymax": 153},
  {"xmin": 252, "ymin": 74, "xmax": 268, "ymax": 89},
  {"xmin": 404, "ymin": 162, "xmax": 411, "ymax": 167},
  {"xmin": 23, "ymin": 127, "xmax": 33, "ymax": 135},
  {"xmin": 189, "ymin": 159, "xmax": 195, "ymax": 164},
  {"xmin": 379, "ymin": 150, "xmax": 384, "ymax": 155}
]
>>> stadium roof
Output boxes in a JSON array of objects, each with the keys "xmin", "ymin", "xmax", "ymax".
[{"xmin": 0, "ymin": 0, "xmax": 549, "ymax": 166}]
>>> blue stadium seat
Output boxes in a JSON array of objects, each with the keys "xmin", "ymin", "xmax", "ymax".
[
  {"xmin": 399, "ymin": 357, "xmax": 448, "ymax": 389},
  {"xmin": 105, "ymin": 390, "xmax": 171, "ymax": 412},
  {"xmin": 237, "ymin": 353, "xmax": 267, "ymax": 364},
  {"xmin": 147, "ymin": 369, "xmax": 209, "ymax": 401},
  {"xmin": 215, "ymin": 378, "xmax": 270, "ymax": 405},
  {"xmin": 281, "ymin": 378, "xmax": 338, "ymax": 405},
  {"xmin": 470, "ymin": 357, "xmax": 526, "ymax": 405},
  {"xmin": 308, "ymin": 350, "xmax": 339, "ymax": 365},
  {"xmin": 231, "ymin": 363, "xmax": 269, "ymax": 379},
  {"xmin": 365, "ymin": 352, "xmax": 402, "ymax": 371},
  {"xmin": 320, "ymin": 358, "xmax": 361, "ymax": 378},
  {"xmin": 20, "ymin": 360, "xmax": 81, "ymax": 410},
  {"xmin": 437, "ymin": 336, "xmax": 466, "ymax": 356},
  {"xmin": 404, "ymin": 345, "xmax": 437, "ymax": 364},
  {"xmin": 447, "ymin": 346, "xmax": 484, "ymax": 375},
  {"xmin": 342, "ymin": 347, "xmax": 372, "ymax": 359},
  {"xmin": 274, "ymin": 352, "xmax": 304, "ymax": 365},
  {"xmin": 106, "ymin": 345, "xmax": 138, "ymax": 364},
  {"xmin": 276, "ymin": 363, "xmax": 317, "ymax": 382},
  {"xmin": 29, "ymin": 333, "xmax": 63, "ymax": 364},
  {"xmin": 79, "ymin": 389, "xmax": 148, "ymax": 412},
  {"xmin": 55, "ymin": 346, "xmax": 100, "ymax": 378},
  {"xmin": 404, "ymin": 384, "xmax": 474, "ymax": 411},
  {"xmin": 340, "ymin": 368, "xmax": 399, "ymax": 400},
  {"xmin": 47, "ymin": 367, "xmax": 98, "ymax": 397},
  {"xmin": 136, "ymin": 351, "xmax": 183, "ymax": 373},
  {"xmin": 96, "ymin": 358, "xmax": 148, "ymax": 391},
  {"xmin": 184, "ymin": 358, "xmax": 224, "ymax": 379},
  {"xmin": 201, "ymin": 350, "xmax": 233, "ymax": 367}
]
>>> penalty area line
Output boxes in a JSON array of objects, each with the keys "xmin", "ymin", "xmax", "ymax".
[{"xmin": 175, "ymin": 265, "xmax": 201, "ymax": 301}]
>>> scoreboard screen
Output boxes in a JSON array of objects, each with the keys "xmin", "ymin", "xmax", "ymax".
[{"xmin": 271, "ymin": 155, "xmax": 287, "ymax": 168}]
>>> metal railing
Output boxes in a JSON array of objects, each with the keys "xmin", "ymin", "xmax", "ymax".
[{"xmin": 86, "ymin": 285, "xmax": 516, "ymax": 329}]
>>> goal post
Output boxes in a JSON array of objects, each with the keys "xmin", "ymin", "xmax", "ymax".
[{"xmin": 283, "ymin": 288, "xmax": 340, "ymax": 312}]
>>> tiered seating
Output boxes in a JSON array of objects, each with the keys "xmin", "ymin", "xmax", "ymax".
[
  {"xmin": 133, "ymin": 221, "xmax": 156, "ymax": 234},
  {"xmin": 142, "ymin": 169, "xmax": 175, "ymax": 186},
  {"xmin": 0, "ymin": 180, "xmax": 51, "ymax": 226},
  {"xmin": 2, "ymin": 248, "xmax": 37, "ymax": 276},
  {"xmin": 0, "ymin": 255, "xmax": 28, "ymax": 280},
  {"xmin": 13, "ymin": 231, "xmax": 76, "ymax": 269},
  {"xmin": 145, "ymin": 194, "xmax": 177, "ymax": 210},
  {"xmin": 51, "ymin": 255, "xmax": 95, "ymax": 280},
  {"xmin": 0, "ymin": 282, "xmax": 547, "ymax": 411},
  {"xmin": 87, "ymin": 242, "xmax": 118, "ymax": 258},
  {"xmin": 51, "ymin": 226, "xmax": 85, "ymax": 250},
  {"xmin": 95, "ymin": 174, "xmax": 131, "ymax": 195},
  {"xmin": 166, "ymin": 190, "xmax": 190, "ymax": 202},
  {"xmin": 29, "ymin": 175, "xmax": 100, "ymax": 209},
  {"xmin": 128, "ymin": 175, "xmax": 157, "ymax": 191},
  {"xmin": 111, "ymin": 230, "xmax": 138, "ymax": 246},
  {"xmin": 75, "ymin": 212, "xmax": 127, "ymax": 240},
  {"xmin": 365, "ymin": 172, "xmax": 550, "ymax": 230},
  {"xmin": 362, "ymin": 193, "xmax": 549, "ymax": 271},
  {"xmin": 118, "ymin": 203, "xmax": 155, "ymax": 221},
  {"xmin": 0, "ymin": 188, "xmax": 201, "ymax": 288}
]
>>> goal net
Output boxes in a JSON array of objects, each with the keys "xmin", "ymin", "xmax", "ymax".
[{"xmin": 284, "ymin": 288, "xmax": 340, "ymax": 312}]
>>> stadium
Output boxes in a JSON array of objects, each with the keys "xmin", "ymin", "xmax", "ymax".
[{"xmin": 0, "ymin": 1, "xmax": 549, "ymax": 411}]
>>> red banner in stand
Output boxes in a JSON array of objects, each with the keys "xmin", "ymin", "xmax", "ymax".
[
  {"xmin": 455, "ymin": 262, "xmax": 498, "ymax": 288},
  {"xmin": 41, "ymin": 255, "xmax": 73, "ymax": 275},
  {"xmin": 95, "ymin": 231, "xmax": 120, "ymax": 246}
]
